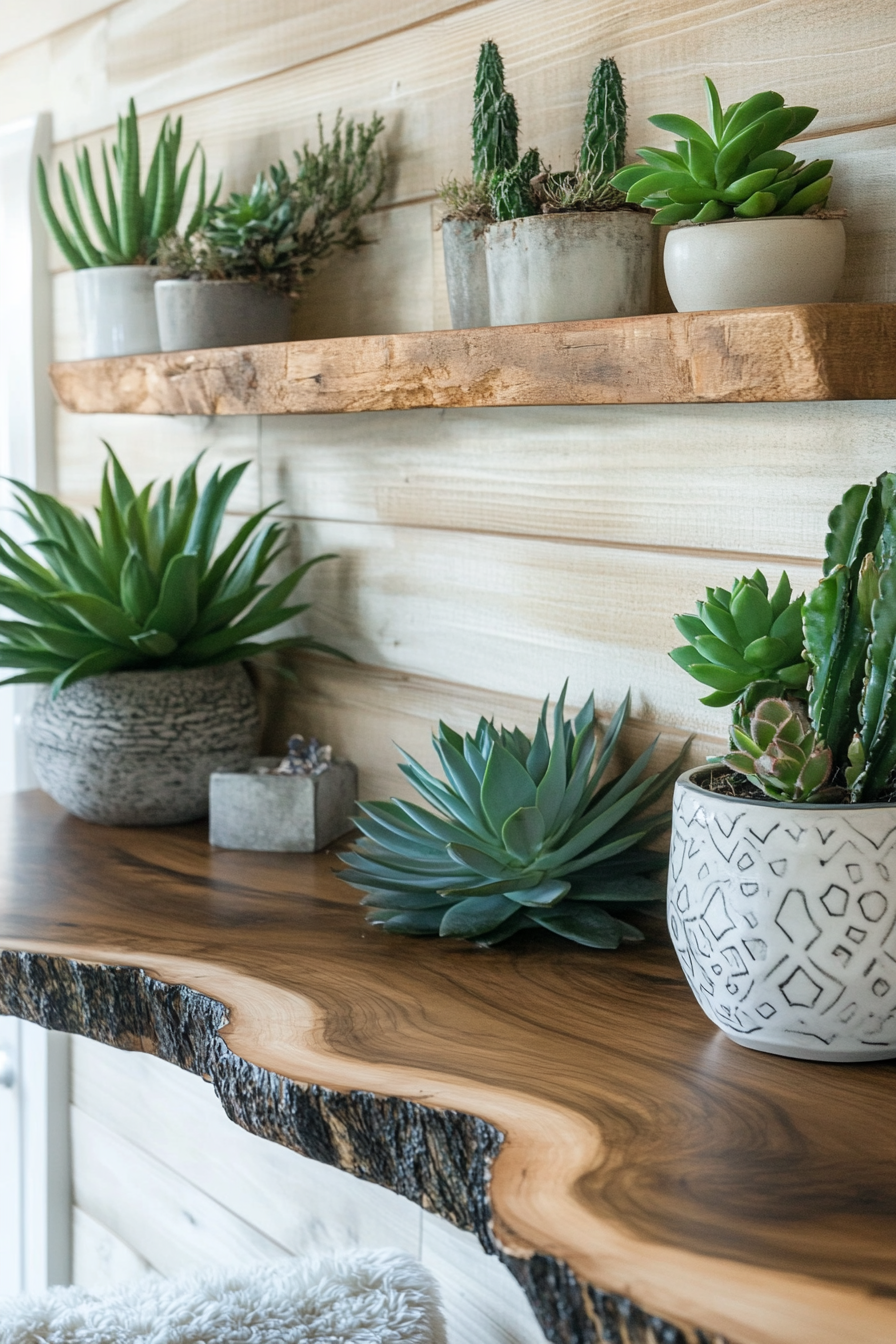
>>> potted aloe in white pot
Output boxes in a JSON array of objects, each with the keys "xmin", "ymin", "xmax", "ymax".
[
  {"xmin": 0, "ymin": 447, "xmax": 343, "ymax": 825},
  {"xmin": 37, "ymin": 100, "xmax": 213, "ymax": 357},
  {"xmin": 483, "ymin": 57, "xmax": 652, "ymax": 326},
  {"xmin": 612, "ymin": 77, "xmax": 844, "ymax": 311},
  {"xmin": 668, "ymin": 473, "xmax": 896, "ymax": 1062},
  {"xmin": 155, "ymin": 113, "xmax": 385, "ymax": 351}
]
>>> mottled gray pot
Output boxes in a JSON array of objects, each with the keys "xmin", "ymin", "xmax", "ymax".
[
  {"xmin": 485, "ymin": 210, "xmax": 653, "ymax": 325},
  {"xmin": 668, "ymin": 767, "xmax": 896, "ymax": 1062},
  {"xmin": 441, "ymin": 219, "xmax": 490, "ymax": 328},
  {"xmin": 29, "ymin": 665, "xmax": 259, "ymax": 826},
  {"xmin": 154, "ymin": 279, "xmax": 293, "ymax": 351}
]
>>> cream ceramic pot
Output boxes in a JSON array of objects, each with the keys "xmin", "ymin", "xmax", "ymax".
[
  {"xmin": 668, "ymin": 767, "xmax": 896, "ymax": 1063},
  {"xmin": 75, "ymin": 265, "xmax": 161, "ymax": 358},
  {"xmin": 663, "ymin": 216, "xmax": 846, "ymax": 312},
  {"xmin": 485, "ymin": 210, "xmax": 653, "ymax": 325}
]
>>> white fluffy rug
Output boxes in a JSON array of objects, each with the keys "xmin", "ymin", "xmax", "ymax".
[{"xmin": 0, "ymin": 1250, "xmax": 447, "ymax": 1344}]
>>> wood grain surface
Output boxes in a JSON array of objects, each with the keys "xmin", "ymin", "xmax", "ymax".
[
  {"xmin": 47, "ymin": 304, "xmax": 896, "ymax": 416},
  {"xmin": 1, "ymin": 791, "xmax": 894, "ymax": 1344}
]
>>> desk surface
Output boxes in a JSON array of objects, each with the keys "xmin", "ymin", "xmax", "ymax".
[{"xmin": 0, "ymin": 791, "xmax": 893, "ymax": 1344}]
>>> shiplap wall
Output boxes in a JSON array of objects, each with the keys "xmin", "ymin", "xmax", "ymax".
[{"xmin": 2, "ymin": 0, "xmax": 896, "ymax": 1336}]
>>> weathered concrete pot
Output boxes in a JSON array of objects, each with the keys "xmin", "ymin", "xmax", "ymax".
[
  {"xmin": 484, "ymin": 210, "xmax": 653, "ymax": 326},
  {"xmin": 441, "ymin": 218, "xmax": 490, "ymax": 328},
  {"xmin": 668, "ymin": 767, "xmax": 896, "ymax": 1063},
  {"xmin": 75, "ymin": 265, "xmax": 161, "ymax": 358},
  {"xmin": 663, "ymin": 216, "xmax": 846, "ymax": 312},
  {"xmin": 29, "ymin": 664, "xmax": 259, "ymax": 826},
  {"xmin": 210, "ymin": 756, "xmax": 358, "ymax": 851},
  {"xmin": 154, "ymin": 279, "xmax": 293, "ymax": 351}
]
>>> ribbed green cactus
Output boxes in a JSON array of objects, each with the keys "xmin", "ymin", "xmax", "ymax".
[
  {"xmin": 804, "ymin": 471, "xmax": 896, "ymax": 801},
  {"xmin": 472, "ymin": 41, "xmax": 520, "ymax": 182},
  {"xmin": 579, "ymin": 58, "xmax": 627, "ymax": 188},
  {"xmin": 37, "ymin": 99, "xmax": 214, "ymax": 268},
  {"xmin": 489, "ymin": 147, "xmax": 541, "ymax": 223},
  {"xmin": 611, "ymin": 76, "xmax": 832, "ymax": 225}
]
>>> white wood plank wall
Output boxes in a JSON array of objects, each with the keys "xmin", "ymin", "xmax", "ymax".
[{"xmin": 2, "ymin": 0, "xmax": 896, "ymax": 1331}]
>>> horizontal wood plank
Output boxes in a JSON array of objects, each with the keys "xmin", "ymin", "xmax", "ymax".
[
  {"xmin": 49, "ymin": 304, "xmax": 896, "ymax": 416},
  {"xmin": 72, "ymin": 1206, "xmax": 151, "ymax": 1290},
  {"xmin": 260, "ymin": 519, "xmax": 817, "ymax": 738}
]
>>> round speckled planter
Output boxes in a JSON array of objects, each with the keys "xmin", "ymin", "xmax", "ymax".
[
  {"xmin": 668, "ymin": 767, "xmax": 896, "ymax": 1063},
  {"xmin": 29, "ymin": 664, "xmax": 259, "ymax": 826}
]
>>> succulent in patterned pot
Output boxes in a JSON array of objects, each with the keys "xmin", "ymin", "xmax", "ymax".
[
  {"xmin": 338, "ymin": 684, "xmax": 687, "ymax": 949},
  {"xmin": 1, "ymin": 446, "xmax": 343, "ymax": 825},
  {"xmin": 669, "ymin": 471, "xmax": 896, "ymax": 1062}
]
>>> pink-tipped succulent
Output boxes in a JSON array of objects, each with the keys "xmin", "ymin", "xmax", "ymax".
[{"xmin": 724, "ymin": 697, "xmax": 843, "ymax": 803}]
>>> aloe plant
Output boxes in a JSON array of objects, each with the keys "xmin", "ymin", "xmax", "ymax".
[
  {"xmin": 339, "ymin": 686, "xmax": 687, "ymax": 948},
  {"xmin": 0, "ymin": 445, "xmax": 343, "ymax": 696},
  {"xmin": 673, "ymin": 472, "xmax": 896, "ymax": 805},
  {"xmin": 611, "ymin": 77, "xmax": 832, "ymax": 225},
  {"xmin": 37, "ymin": 100, "xmax": 215, "ymax": 268}
]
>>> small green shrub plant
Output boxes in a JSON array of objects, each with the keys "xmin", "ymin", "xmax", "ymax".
[
  {"xmin": 37, "ymin": 100, "xmax": 215, "ymax": 268},
  {"xmin": 160, "ymin": 113, "xmax": 385, "ymax": 296},
  {"xmin": 339, "ymin": 685, "xmax": 687, "ymax": 948},
  {"xmin": 612, "ymin": 76, "xmax": 833, "ymax": 225},
  {"xmin": 672, "ymin": 473, "xmax": 896, "ymax": 805},
  {"xmin": 0, "ymin": 446, "xmax": 343, "ymax": 696}
]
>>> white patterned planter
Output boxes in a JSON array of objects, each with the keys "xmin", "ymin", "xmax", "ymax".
[{"xmin": 668, "ymin": 767, "xmax": 896, "ymax": 1062}]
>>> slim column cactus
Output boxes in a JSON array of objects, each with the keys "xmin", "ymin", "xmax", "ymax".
[
  {"xmin": 471, "ymin": 40, "xmax": 520, "ymax": 183},
  {"xmin": 578, "ymin": 58, "xmax": 627, "ymax": 190}
]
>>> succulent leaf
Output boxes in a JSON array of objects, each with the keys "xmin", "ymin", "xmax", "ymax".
[
  {"xmin": 341, "ymin": 689, "xmax": 681, "ymax": 948},
  {"xmin": 723, "ymin": 698, "xmax": 839, "ymax": 803}
]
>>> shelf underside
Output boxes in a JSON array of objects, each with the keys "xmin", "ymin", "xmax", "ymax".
[{"xmin": 49, "ymin": 302, "xmax": 896, "ymax": 416}]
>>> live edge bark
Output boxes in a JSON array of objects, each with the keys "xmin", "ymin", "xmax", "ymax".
[{"xmin": 0, "ymin": 951, "xmax": 724, "ymax": 1344}]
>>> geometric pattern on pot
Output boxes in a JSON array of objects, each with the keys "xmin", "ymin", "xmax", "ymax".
[{"xmin": 668, "ymin": 769, "xmax": 896, "ymax": 1062}]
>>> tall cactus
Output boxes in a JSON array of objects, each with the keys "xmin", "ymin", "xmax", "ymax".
[
  {"xmin": 804, "ymin": 471, "xmax": 896, "ymax": 800},
  {"xmin": 578, "ymin": 57, "xmax": 627, "ymax": 188},
  {"xmin": 472, "ymin": 41, "xmax": 519, "ymax": 182}
]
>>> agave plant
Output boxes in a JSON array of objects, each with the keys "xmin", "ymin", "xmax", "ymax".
[
  {"xmin": 724, "ymin": 697, "xmax": 839, "ymax": 803},
  {"xmin": 160, "ymin": 113, "xmax": 385, "ymax": 295},
  {"xmin": 0, "ymin": 445, "xmax": 342, "ymax": 696},
  {"xmin": 37, "ymin": 100, "xmax": 216, "ymax": 269},
  {"xmin": 339, "ymin": 687, "xmax": 687, "ymax": 948},
  {"xmin": 611, "ymin": 77, "xmax": 832, "ymax": 225}
]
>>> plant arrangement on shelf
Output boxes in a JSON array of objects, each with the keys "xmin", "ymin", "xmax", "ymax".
[
  {"xmin": 665, "ymin": 471, "xmax": 896, "ymax": 1064},
  {"xmin": 155, "ymin": 112, "xmax": 385, "ymax": 351},
  {"xmin": 339, "ymin": 685, "xmax": 687, "ymax": 948},
  {"xmin": 2, "ymin": 445, "xmax": 343, "ymax": 827},
  {"xmin": 36, "ymin": 99, "xmax": 213, "ymax": 359},
  {"xmin": 611, "ymin": 76, "xmax": 845, "ymax": 311}
]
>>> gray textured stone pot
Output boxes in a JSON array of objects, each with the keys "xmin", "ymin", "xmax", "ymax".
[
  {"xmin": 154, "ymin": 279, "xmax": 293, "ymax": 351},
  {"xmin": 210, "ymin": 757, "xmax": 358, "ymax": 851},
  {"xmin": 485, "ymin": 210, "xmax": 653, "ymax": 325},
  {"xmin": 441, "ymin": 218, "xmax": 490, "ymax": 328},
  {"xmin": 29, "ymin": 664, "xmax": 259, "ymax": 826},
  {"xmin": 75, "ymin": 265, "xmax": 161, "ymax": 358}
]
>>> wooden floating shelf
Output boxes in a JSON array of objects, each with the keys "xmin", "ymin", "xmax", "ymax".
[
  {"xmin": 2, "ymin": 791, "xmax": 895, "ymax": 1344},
  {"xmin": 49, "ymin": 302, "xmax": 896, "ymax": 416}
]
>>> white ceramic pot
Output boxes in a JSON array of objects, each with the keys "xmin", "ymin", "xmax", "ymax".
[
  {"xmin": 29, "ymin": 664, "xmax": 259, "ymax": 826},
  {"xmin": 441, "ymin": 218, "xmax": 490, "ymax": 329},
  {"xmin": 485, "ymin": 210, "xmax": 653, "ymax": 326},
  {"xmin": 75, "ymin": 265, "xmax": 161, "ymax": 358},
  {"xmin": 154, "ymin": 279, "xmax": 293, "ymax": 351},
  {"xmin": 663, "ymin": 216, "xmax": 846, "ymax": 312},
  {"xmin": 668, "ymin": 767, "xmax": 896, "ymax": 1062}
]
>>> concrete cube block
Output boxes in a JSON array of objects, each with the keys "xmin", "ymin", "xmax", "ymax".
[{"xmin": 209, "ymin": 757, "xmax": 358, "ymax": 852}]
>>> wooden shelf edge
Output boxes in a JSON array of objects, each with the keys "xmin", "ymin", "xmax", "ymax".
[
  {"xmin": 49, "ymin": 303, "xmax": 896, "ymax": 416},
  {"xmin": 0, "ymin": 947, "xmax": 708, "ymax": 1344}
]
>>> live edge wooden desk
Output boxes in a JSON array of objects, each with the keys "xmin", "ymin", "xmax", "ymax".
[{"xmin": 1, "ymin": 793, "xmax": 894, "ymax": 1344}]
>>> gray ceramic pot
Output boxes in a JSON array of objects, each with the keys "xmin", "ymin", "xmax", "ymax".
[
  {"xmin": 154, "ymin": 279, "xmax": 293, "ymax": 351},
  {"xmin": 441, "ymin": 218, "xmax": 490, "ymax": 328},
  {"xmin": 75, "ymin": 265, "xmax": 161, "ymax": 358},
  {"xmin": 29, "ymin": 664, "xmax": 259, "ymax": 826}
]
